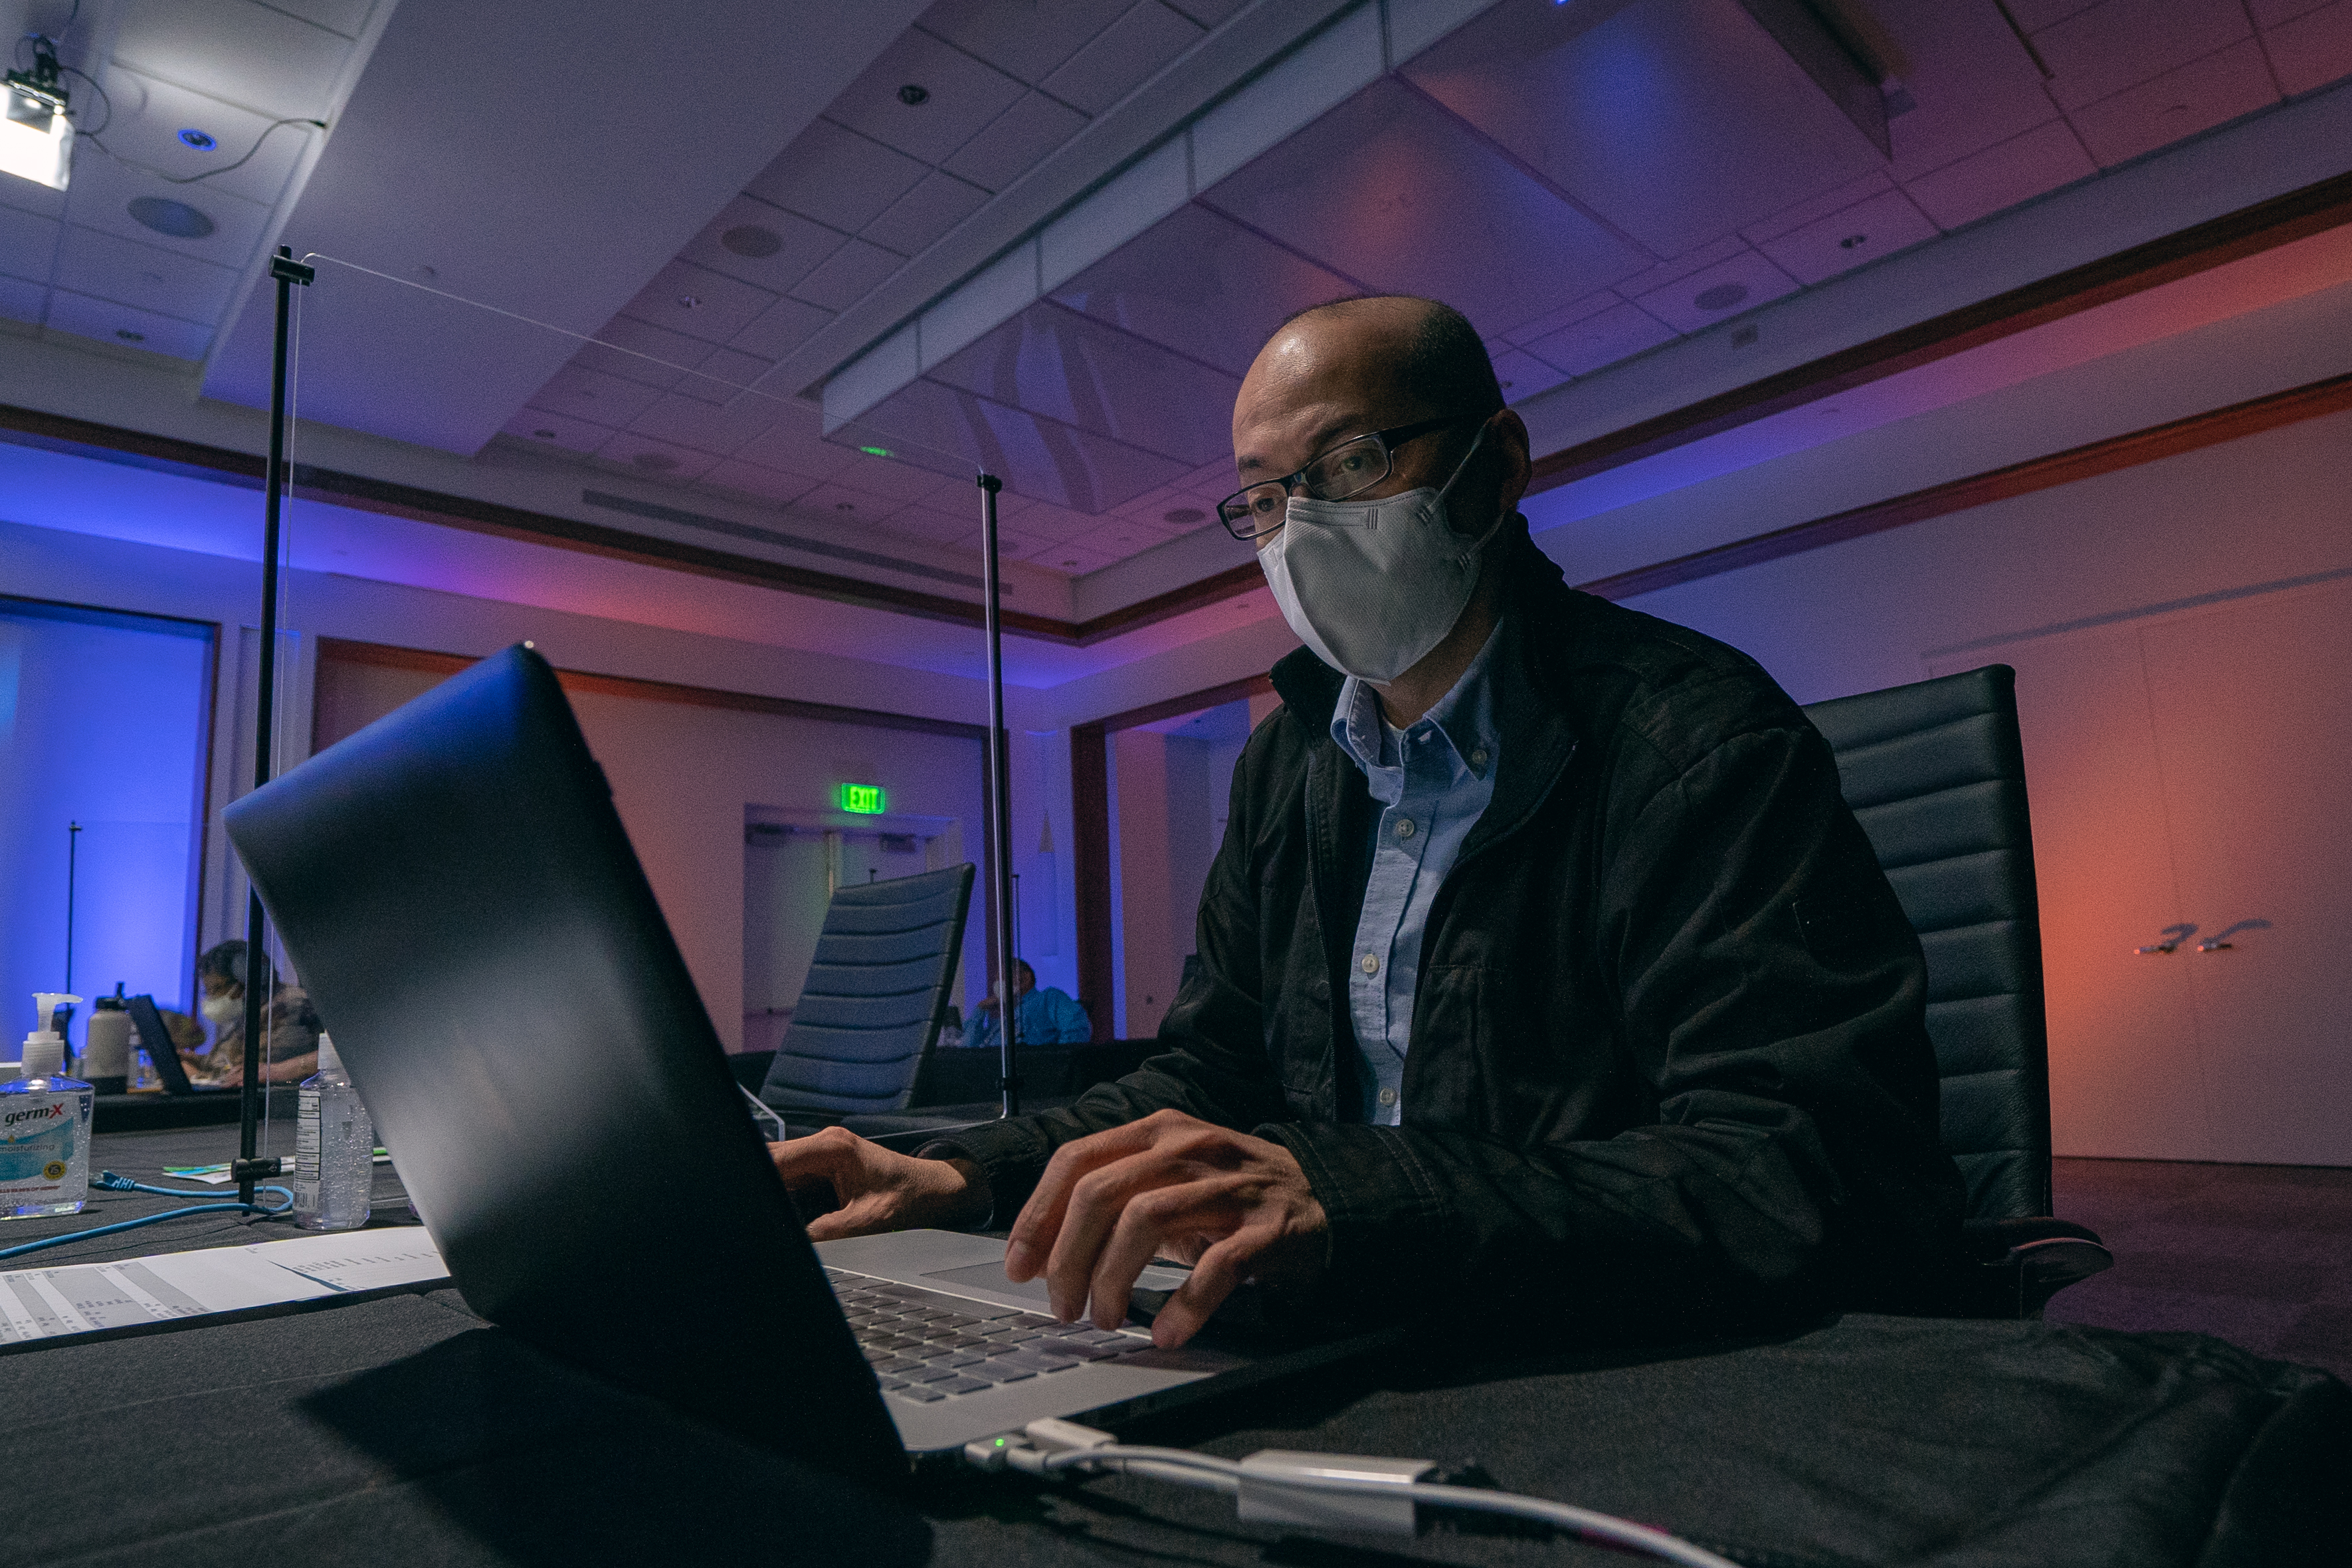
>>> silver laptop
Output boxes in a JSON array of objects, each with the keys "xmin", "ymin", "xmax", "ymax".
[{"xmin": 224, "ymin": 644, "xmax": 1387, "ymax": 1482}]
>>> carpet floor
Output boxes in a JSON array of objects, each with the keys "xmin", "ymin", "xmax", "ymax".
[{"xmin": 2044, "ymin": 1157, "xmax": 2352, "ymax": 1385}]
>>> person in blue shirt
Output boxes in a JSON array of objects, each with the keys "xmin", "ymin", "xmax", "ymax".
[{"xmin": 961, "ymin": 960, "xmax": 1091, "ymax": 1050}]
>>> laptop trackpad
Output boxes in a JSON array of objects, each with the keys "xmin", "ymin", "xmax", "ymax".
[{"xmin": 922, "ymin": 1260, "xmax": 1192, "ymax": 1311}]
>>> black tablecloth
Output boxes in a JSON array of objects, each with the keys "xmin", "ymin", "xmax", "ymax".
[{"xmin": 2, "ymin": 1129, "xmax": 2345, "ymax": 1567}]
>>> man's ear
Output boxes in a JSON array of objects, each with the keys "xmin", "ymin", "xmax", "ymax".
[{"xmin": 1492, "ymin": 409, "xmax": 1532, "ymax": 516}]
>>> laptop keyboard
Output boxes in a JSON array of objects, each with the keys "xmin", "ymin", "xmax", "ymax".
[{"xmin": 824, "ymin": 1266, "xmax": 1152, "ymax": 1405}]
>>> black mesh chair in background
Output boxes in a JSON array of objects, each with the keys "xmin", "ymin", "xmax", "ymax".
[
  {"xmin": 1803, "ymin": 664, "xmax": 2113, "ymax": 1316},
  {"xmin": 756, "ymin": 864, "xmax": 973, "ymax": 1139}
]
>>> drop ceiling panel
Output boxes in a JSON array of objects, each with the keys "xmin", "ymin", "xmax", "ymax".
[
  {"xmin": 501, "ymin": 408, "xmax": 609, "ymax": 456},
  {"xmin": 744, "ymin": 119, "xmax": 931, "ymax": 234},
  {"xmin": 43, "ymin": 288, "xmax": 215, "ymax": 357},
  {"xmin": 1520, "ymin": 300, "xmax": 1676, "ymax": 376},
  {"xmin": 858, "ymin": 375, "xmax": 1189, "ymax": 513},
  {"xmin": 860, "ymin": 170, "xmax": 992, "ymax": 254},
  {"xmin": 677, "ymin": 198, "xmax": 850, "ymax": 297},
  {"xmin": 620, "ymin": 260, "xmax": 779, "ymax": 347},
  {"xmin": 1755, "ymin": 188, "xmax": 1941, "ymax": 285},
  {"xmin": 732, "ymin": 403, "xmax": 862, "ymax": 482},
  {"xmin": 699, "ymin": 458, "xmax": 821, "ymax": 507},
  {"xmin": 827, "ymin": 28, "xmax": 1027, "ymax": 165},
  {"xmin": 1401, "ymin": 0, "xmax": 1888, "ymax": 258},
  {"xmin": 1040, "ymin": 2, "xmax": 1207, "ymax": 115},
  {"xmin": 54, "ymin": 224, "xmax": 241, "ymax": 324},
  {"xmin": 788, "ymin": 236, "xmax": 906, "ymax": 310},
  {"xmin": 112, "ymin": 0, "xmax": 355, "ymax": 119},
  {"xmin": 1866, "ymin": 1, "xmax": 2074, "ymax": 184},
  {"xmin": 1631, "ymin": 249, "xmax": 1800, "ymax": 333},
  {"xmin": 729, "ymin": 295, "xmax": 836, "ymax": 361},
  {"xmin": 0, "ymin": 204, "xmax": 60, "ymax": 280},
  {"xmin": 571, "ymin": 315, "xmax": 713, "ymax": 389},
  {"xmin": 593, "ymin": 431, "xmax": 721, "ymax": 484},
  {"xmin": 926, "ymin": 301, "xmax": 1240, "ymax": 466},
  {"xmin": 92, "ymin": 66, "xmax": 313, "ymax": 211},
  {"xmin": 2068, "ymin": 38, "xmax": 2279, "ymax": 166},
  {"xmin": 1488, "ymin": 345, "xmax": 1573, "ymax": 401},
  {"xmin": 526, "ymin": 363, "xmax": 670, "ymax": 430},
  {"xmin": 1202, "ymin": 78, "xmax": 1649, "ymax": 338},
  {"xmin": 672, "ymin": 347, "xmax": 777, "ymax": 404},
  {"xmin": 1902, "ymin": 120, "xmax": 2098, "ymax": 231},
  {"xmin": 918, "ymin": 0, "xmax": 1135, "ymax": 82},
  {"xmin": 2268, "ymin": 3, "xmax": 2352, "ymax": 95},
  {"xmin": 628, "ymin": 388, "xmax": 791, "ymax": 456},
  {"xmin": 1049, "ymin": 202, "xmax": 1359, "ymax": 377},
  {"xmin": 0, "ymin": 274, "xmax": 45, "ymax": 322},
  {"xmin": 60, "ymin": 149, "xmax": 274, "ymax": 265},
  {"xmin": 263, "ymin": 0, "xmax": 375, "ymax": 35},
  {"xmin": 2249, "ymin": 0, "xmax": 2333, "ymax": 24},
  {"xmin": 2030, "ymin": 0, "xmax": 2254, "ymax": 112},
  {"xmin": 941, "ymin": 90, "xmax": 1090, "ymax": 192}
]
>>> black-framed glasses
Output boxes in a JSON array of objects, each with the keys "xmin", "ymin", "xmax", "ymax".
[{"xmin": 1217, "ymin": 415, "xmax": 1476, "ymax": 541}]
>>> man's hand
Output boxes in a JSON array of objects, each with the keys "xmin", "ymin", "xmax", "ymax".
[
  {"xmin": 1004, "ymin": 1110, "xmax": 1327, "ymax": 1348},
  {"xmin": 767, "ymin": 1127, "xmax": 992, "ymax": 1242}
]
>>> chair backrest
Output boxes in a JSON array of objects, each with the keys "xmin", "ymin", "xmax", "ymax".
[
  {"xmin": 1801, "ymin": 665, "xmax": 2052, "ymax": 1221},
  {"xmin": 759, "ymin": 863, "xmax": 974, "ymax": 1120}
]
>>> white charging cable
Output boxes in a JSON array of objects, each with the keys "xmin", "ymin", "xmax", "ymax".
[{"xmin": 967, "ymin": 1421, "xmax": 1742, "ymax": 1568}]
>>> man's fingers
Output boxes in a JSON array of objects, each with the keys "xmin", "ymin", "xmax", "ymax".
[
  {"xmin": 1005, "ymin": 1112, "xmax": 1182, "ymax": 1280},
  {"xmin": 1145, "ymin": 1227, "xmax": 1265, "ymax": 1348},
  {"xmin": 1087, "ymin": 1175, "xmax": 1250, "ymax": 1331},
  {"xmin": 1038, "ymin": 1150, "xmax": 1179, "ymax": 1319}
]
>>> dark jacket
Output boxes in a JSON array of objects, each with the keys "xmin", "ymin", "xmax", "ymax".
[{"xmin": 943, "ymin": 538, "xmax": 1965, "ymax": 1337}]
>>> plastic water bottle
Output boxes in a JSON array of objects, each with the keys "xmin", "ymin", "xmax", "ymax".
[
  {"xmin": 293, "ymin": 1034, "xmax": 373, "ymax": 1232},
  {"xmin": 3, "ymin": 993, "xmax": 93, "ymax": 1219}
]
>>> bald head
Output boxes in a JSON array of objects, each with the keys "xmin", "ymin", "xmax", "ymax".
[{"xmin": 1234, "ymin": 297, "xmax": 1500, "ymax": 466}]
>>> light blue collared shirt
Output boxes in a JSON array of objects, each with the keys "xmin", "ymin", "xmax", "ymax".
[{"xmin": 1330, "ymin": 621, "xmax": 1507, "ymax": 1126}]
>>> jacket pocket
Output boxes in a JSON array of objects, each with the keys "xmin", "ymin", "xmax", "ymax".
[{"xmin": 1405, "ymin": 964, "xmax": 1487, "ymax": 1127}]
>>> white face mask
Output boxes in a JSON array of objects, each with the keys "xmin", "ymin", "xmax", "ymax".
[
  {"xmin": 1256, "ymin": 425, "xmax": 1500, "ymax": 684},
  {"xmin": 200, "ymin": 994, "xmax": 242, "ymax": 1034}
]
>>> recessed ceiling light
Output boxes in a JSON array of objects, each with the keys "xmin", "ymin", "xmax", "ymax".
[
  {"xmin": 721, "ymin": 225, "xmax": 783, "ymax": 258},
  {"xmin": 532, "ymin": 428, "xmax": 557, "ymax": 439},
  {"xmin": 1163, "ymin": 507, "xmax": 1204, "ymax": 525},
  {"xmin": 676, "ymin": 294, "xmax": 702, "ymax": 309},
  {"xmin": 836, "ymin": 502, "xmax": 856, "ymax": 511},
  {"xmin": 114, "ymin": 328, "xmax": 145, "ymax": 342},
  {"xmin": 1837, "ymin": 233, "xmax": 1868, "ymax": 250},
  {"xmin": 127, "ymin": 196, "xmax": 215, "ymax": 239},
  {"xmin": 633, "ymin": 452, "xmax": 680, "ymax": 471},
  {"xmin": 177, "ymin": 128, "xmax": 215, "ymax": 149},
  {"xmin": 1693, "ymin": 282, "xmax": 1747, "ymax": 312},
  {"xmin": 1060, "ymin": 558, "xmax": 1078, "ymax": 568},
  {"xmin": 898, "ymin": 84, "xmax": 930, "ymax": 106}
]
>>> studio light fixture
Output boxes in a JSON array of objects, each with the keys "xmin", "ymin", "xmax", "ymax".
[{"xmin": 2, "ymin": 35, "xmax": 72, "ymax": 191}]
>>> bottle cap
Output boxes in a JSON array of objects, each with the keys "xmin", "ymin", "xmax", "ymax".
[
  {"xmin": 19, "ymin": 1034, "xmax": 64, "ymax": 1079},
  {"xmin": 316, "ymin": 1032, "xmax": 341, "ymax": 1073}
]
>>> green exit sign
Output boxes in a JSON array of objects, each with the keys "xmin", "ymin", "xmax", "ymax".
[{"xmin": 839, "ymin": 783, "xmax": 887, "ymax": 815}]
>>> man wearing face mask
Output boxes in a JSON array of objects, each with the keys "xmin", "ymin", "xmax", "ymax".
[
  {"xmin": 771, "ymin": 296, "xmax": 1964, "ymax": 1349},
  {"xmin": 193, "ymin": 939, "xmax": 323, "ymax": 1087}
]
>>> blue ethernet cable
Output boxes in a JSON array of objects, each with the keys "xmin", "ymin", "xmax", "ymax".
[{"xmin": 0, "ymin": 1173, "xmax": 294, "ymax": 1263}]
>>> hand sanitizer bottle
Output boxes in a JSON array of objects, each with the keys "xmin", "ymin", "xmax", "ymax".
[
  {"xmin": 293, "ymin": 1033, "xmax": 373, "ymax": 1232},
  {"xmin": 3, "ymin": 993, "xmax": 94, "ymax": 1219}
]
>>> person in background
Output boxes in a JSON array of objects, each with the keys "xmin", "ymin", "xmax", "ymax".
[
  {"xmin": 192, "ymin": 939, "xmax": 322, "ymax": 1086},
  {"xmin": 961, "ymin": 959, "xmax": 1091, "ymax": 1050}
]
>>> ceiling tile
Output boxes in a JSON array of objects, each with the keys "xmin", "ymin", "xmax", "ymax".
[
  {"xmin": 627, "ymin": 387, "xmax": 787, "ymax": 456},
  {"xmin": 1741, "ymin": 171, "xmax": 1896, "ymax": 245},
  {"xmin": 999, "ymin": 495, "xmax": 1104, "ymax": 539},
  {"xmin": 502, "ymin": 408, "xmax": 609, "ymax": 456},
  {"xmin": 881, "ymin": 502, "xmax": 983, "ymax": 545},
  {"xmin": 676, "ymin": 196, "xmax": 848, "ymax": 296},
  {"xmin": 262, "ymin": 0, "xmax": 375, "ymax": 37},
  {"xmin": 2032, "ymin": 0, "xmax": 2254, "ymax": 111},
  {"xmin": 829, "ymin": 29, "xmax": 1027, "ymax": 165},
  {"xmin": 1164, "ymin": 0, "xmax": 1245, "ymax": 23},
  {"xmin": 860, "ymin": 170, "xmax": 991, "ymax": 254},
  {"xmin": 54, "ymin": 225, "xmax": 240, "ymax": 324},
  {"xmin": 1902, "ymin": 119, "xmax": 2098, "ymax": 230},
  {"xmin": 787, "ymin": 236, "xmax": 904, "ymax": 310},
  {"xmin": 90, "ymin": 66, "xmax": 314, "ymax": 211},
  {"xmin": 1755, "ymin": 189, "xmax": 1941, "ymax": 285},
  {"xmin": 1490, "ymin": 346, "xmax": 1573, "ymax": 402},
  {"xmin": 0, "ymin": 167, "xmax": 65, "ymax": 223},
  {"xmin": 2250, "ymin": 0, "xmax": 2333, "ymax": 23},
  {"xmin": 58, "ymin": 149, "xmax": 272, "ymax": 266},
  {"xmin": 1402, "ymin": 0, "xmax": 1888, "ymax": 257},
  {"xmin": 734, "ymin": 405, "xmax": 861, "ymax": 482},
  {"xmin": 620, "ymin": 260, "xmax": 777, "ymax": 345},
  {"xmin": 2066, "ymin": 37, "xmax": 2279, "ymax": 165},
  {"xmin": 528, "ymin": 363, "xmax": 668, "ymax": 429},
  {"xmin": 730, "ymin": 295, "xmax": 835, "ymax": 361},
  {"xmin": 1630, "ymin": 251, "xmax": 1799, "ymax": 333},
  {"xmin": 861, "ymin": 375, "xmax": 1189, "ymax": 512},
  {"xmin": 1036, "ymin": 541, "xmax": 1117, "ymax": 574},
  {"xmin": 794, "ymin": 478, "xmax": 912, "ymax": 526},
  {"xmin": 941, "ymin": 90, "xmax": 1090, "ymax": 191},
  {"xmin": 745, "ymin": 119, "xmax": 930, "ymax": 235},
  {"xmin": 1069, "ymin": 518, "xmax": 1179, "ymax": 558},
  {"xmin": 0, "ymin": 274, "xmax": 45, "ymax": 324},
  {"xmin": 592, "ymin": 432, "xmax": 720, "ymax": 484},
  {"xmin": 2266, "ymin": 2, "xmax": 2352, "ymax": 94},
  {"xmin": 1041, "ymin": 2, "xmax": 1205, "ymax": 114},
  {"xmin": 1050, "ymin": 203, "xmax": 1359, "ymax": 376},
  {"xmin": 829, "ymin": 448, "xmax": 965, "ymax": 502},
  {"xmin": 697, "ymin": 459, "xmax": 823, "ymax": 507},
  {"xmin": 2003, "ymin": 0, "xmax": 2104, "ymax": 25},
  {"xmin": 1521, "ymin": 298, "xmax": 1677, "ymax": 375},
  {"xmin": 1202, "ymin": 79, "xmax": 1649, "ymax": 340},
  {"xmin": 43, "ymin": 288, "xmax": 213, "ymax": 357},
  {"xmin": 672, "ymin": 347, "xmax": 777, "ymax": 405},
  {"xmin": 112, "ymin": 0, "xmax": 352, "ymax": 119},
  {"xmin": 0, "ymin": 204, "xmax": 60, "ymax": 280},
  {"xmin": 927, "ymin": 302, "xmax": 1240, "ymax": 465},
  {"xmin": 1869, "ymin": 5, "xmax": 2072, "ymax": 184},
  {"xmin": 917, "ymin": 0, "xmax": 1135, "ymax": 82},
  {"xmin": 571, "ymin": 316, "xmax": 713, "ymax": 390}
]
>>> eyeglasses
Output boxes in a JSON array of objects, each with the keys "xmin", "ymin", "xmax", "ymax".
[{"xmin": 1217, "ymin": 415, "xmax": 1476, "ymax": 541}]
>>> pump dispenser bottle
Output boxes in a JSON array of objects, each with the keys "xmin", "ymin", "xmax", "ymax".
[
  {"xmin": 3, "ymin": 993, "xmax": 94, "ymax": 1219},
  {"xmin": 293, "ymin": 1034, "xmax": 372, "ymax": 1232},
  {"xmin": 84, "ymin": 985, "xmax": 133, "ymax": 1095}
]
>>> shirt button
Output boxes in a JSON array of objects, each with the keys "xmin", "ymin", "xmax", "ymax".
[
  {"xmin": 1470, "ymin": 747, "xmax": 1489, "ymax": 769},
  {"xmin": 1395, "ymin": 817, "xmax": 1415, "ymax": 839},
  {"xmin": 1361, "ymin": 952, "xmax": 1379, "ymax": 975},
  {"xmin": 1377, "ymin": 1087, "xmax": 1397, "ymax": 1107}
]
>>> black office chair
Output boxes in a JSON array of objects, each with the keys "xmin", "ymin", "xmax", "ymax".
[
  {"xmin": 756, "ymin": 864, "xmax": 973, "ymax": 1138},
  {"xmin": 1803, "ymin": 664, "xmax": 2113, "ymax": 1317}
]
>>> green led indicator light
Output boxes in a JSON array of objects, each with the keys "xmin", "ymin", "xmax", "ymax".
[
  {"xmin": 860, "ymin": 445, "xmax": 892, "ymax": 457},
  {"xmin": 840, "ymin": 783, "xmax": 887, "ymax": 815}
]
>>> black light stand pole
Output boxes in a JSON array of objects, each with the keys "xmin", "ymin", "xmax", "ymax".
[
  {"xmin": 235, "ymin": 246, "xmax": 314, "ymax": 1207},
  {"xmin": 978, "ymin": 473, "xmax": 1021, "ymax": 1119}
]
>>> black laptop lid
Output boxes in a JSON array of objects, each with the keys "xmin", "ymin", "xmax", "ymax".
[
  {"xmin": 223, "ymin": 644, "xmax": 901, "ymax": 1479},
  {"xmin": 122, "ymin": 995, "xmax": 196, "ymax": 1095}
]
